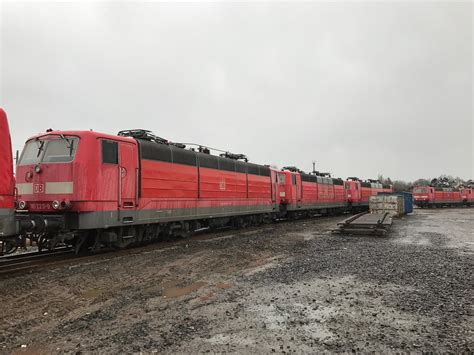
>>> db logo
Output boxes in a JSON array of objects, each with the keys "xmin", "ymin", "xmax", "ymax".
[
  {"xmin": 34, "ymin": 183, "xmax": 45, "ymax": 193},
  {"xmin": 219, "ymin": 180, "xmax": 226, "ymax": 190}
]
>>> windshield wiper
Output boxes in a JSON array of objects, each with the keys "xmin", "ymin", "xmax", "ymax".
[
  {"xmin": 59, "ymin": 134, "xmax": 75, "ymax": 156},
  {"xmin": 36, "ymin": 140, "xmax": 45, "ymax": 158}
]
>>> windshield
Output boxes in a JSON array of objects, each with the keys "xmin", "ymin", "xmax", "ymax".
[
  {"xmin": 18, "ymin": 137, "xmax": 79, "ymax": 166},
  {"xmin": 414, "ymin": 187, "xmax": 428, "ymax": 193}
]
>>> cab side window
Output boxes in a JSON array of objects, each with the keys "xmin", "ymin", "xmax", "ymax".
[
  {"xmin": 278, "ymin": 174, "xmax": 285, "ymax": 185},
  {"xmin": 102, "ymin": 140, "xmax": 118, "ymax": 164},
  {"xmin": 292, "ymin": 175, "xmax": 297, "ymax": 185}
]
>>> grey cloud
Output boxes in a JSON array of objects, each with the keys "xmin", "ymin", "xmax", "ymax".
[{"xmin": 1, "ymin": 1, "xmax": 472, "ymax": 181}]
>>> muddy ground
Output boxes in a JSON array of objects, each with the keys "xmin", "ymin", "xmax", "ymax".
[{"xmin": 0, "ymin": 208, "xmax": 473, "ymax": 353}]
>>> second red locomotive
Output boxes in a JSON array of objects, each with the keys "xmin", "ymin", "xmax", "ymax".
[{"xmin": 413, "ymin": 185, "xmax": 473, "ymax": 207}]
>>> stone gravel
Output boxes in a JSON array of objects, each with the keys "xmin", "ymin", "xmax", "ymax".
[{"xmin": 0, "ymin": 208, "xmax": 472, "ymax": 353}]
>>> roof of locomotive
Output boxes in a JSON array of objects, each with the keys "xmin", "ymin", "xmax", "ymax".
[
  {"xmin": 23, "ymin": 129, "xmax": 277, "ymax": 172},
  {"xmin": 23, "ymin": 129, "xmax": 136, "ymax": 144}
]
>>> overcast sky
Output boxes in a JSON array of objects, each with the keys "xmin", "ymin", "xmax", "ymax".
[{"xmin": 1, "ymin": 1, "xmax": 472, "ymax": 181}]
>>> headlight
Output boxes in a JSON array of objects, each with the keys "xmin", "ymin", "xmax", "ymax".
[
  {"xmin": 35, "ymin": 165, "xmax": 42, "ymax": 173},
  {"xmin": 18, "ymin": 200, "xmax": 27, "ymax": 210},
  {"xmin": 52, "ymin": 200, "xmax": 60, "ymax": 210}
]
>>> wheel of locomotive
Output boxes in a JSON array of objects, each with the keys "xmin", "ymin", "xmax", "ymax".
[
  {"xmin": 26, "ymin": 233, "xmax": 39, "ymax": 247},
  {"xmin": 36, "ymin": 234, "xmax": 54, "ymax": 252},
  {"xmin": 1, "ymin": 240, "xmax": 18, "ymax": 255},
  {"xmin": 37, "ymin": 236, "xmax": 45, "ymax": 252}
]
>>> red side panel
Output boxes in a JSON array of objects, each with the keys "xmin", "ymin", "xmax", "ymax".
[
  {"xmin": 302, "ymin": 182, "xmax": 317, "ymax": 203},
  {"xmin": 0, "ymin": 108, "xmax": 14, "ymax": 209},
  {"xmin": 140, "ymin": 159, "xmax": 272, "ymax": 210},
  {"xmin": 333, "ymin": 185, "xmax": 346, "ymax": 202},
  {"xmin": 141, "ymin": 160, "xmax": 198, "ymax": 199},
  {"xmin": 248, "ymin": 174, "xmax": 271, "ymax": 200},
  {"xmin": 199, "ymin": 168, "xmax": 247, "ymax": 200},
  {"xmin": 432, "ymin": 190, "xmax": 462, "ymax": 203}
]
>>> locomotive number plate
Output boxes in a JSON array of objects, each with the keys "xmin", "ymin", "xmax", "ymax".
[{"xmin": 29, "ymin": 202, "xmax": 51, "ymax": 210}]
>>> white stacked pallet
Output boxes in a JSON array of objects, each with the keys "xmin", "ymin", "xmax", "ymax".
[{"xmin": 369, "ymin": 195, "xmax": 404, "ymax": 217}]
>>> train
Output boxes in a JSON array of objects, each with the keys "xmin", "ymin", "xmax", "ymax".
[
  {"xmin": 413, "ymin": 186, "xmax": 474, "ymax": 208},
  {"xmin": 2, "ymin": 111, "xmax": 393, "ymax": 253},
  {"xmin": 0, "ymin": 109, "xmax": 16, "ymax": 241}
]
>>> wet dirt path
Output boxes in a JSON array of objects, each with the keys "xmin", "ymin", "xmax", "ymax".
[{"xmin": 0, "ymin": 209, "xmax": 472, "ymax": 353}]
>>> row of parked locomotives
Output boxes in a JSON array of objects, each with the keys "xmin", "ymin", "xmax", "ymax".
[
  {"xmin": 412, "ymin": 186, "xmax": 474, "ymax": 208},
  {"xmin": 7, "ymin": 125, "xmax": 392, "ymax": 253},
  {"xmin": 0, "ymin": 109, "xmax": 16, "ymax": 239}
]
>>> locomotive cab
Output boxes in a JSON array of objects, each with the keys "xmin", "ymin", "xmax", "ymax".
[
  {"xmin": 412, "ymin": 186, "xmax": 434, "ymax": 207},
  {"xmin": 345, "ymin": 179, "xmax": 361, "ymax": 204},
  {"xmin": 17, "ymin": 134, "xmax": 79, "ymax": 212},
  {"xmin": 461, "ymin": 188, "xmax": 473, "ymax": 205},
  {"xmin": 16, "ymin": 130, "xmax": 139, "ymax": 236},
  {"xmin": 280, "ymin": 170, "xmax": 302, "ymax": 208}
]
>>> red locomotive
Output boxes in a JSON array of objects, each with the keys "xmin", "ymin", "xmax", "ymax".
[
  {"xmin": 345, "ymin": 177, "xmax": 392, "ymax": 211},
  {"xmin": 15, "ymin": 129, "xmax": 280, "ymax": 251},
  {"xmin": 14, "ymin": 128, "xmax": 392, "ymax": 252},
  {"xmin": 0, "ymin": 109, "xmax": 16, "ymax": 239},
  {"xmin": 413, "ymin": 186, "xmax": 473, "ymax": 207},
  {"xmin": 278, "ymin": 168, "xmax": 347, "ymax": 216}
]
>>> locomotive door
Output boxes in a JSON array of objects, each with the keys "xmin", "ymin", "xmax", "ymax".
[
  {"xmin": 119, "ymin": 142, "xmax": 137, "ymax": 209},
  {"xmin": 296, "ymin": 174, "xmax": 302, "ymax": 207}
]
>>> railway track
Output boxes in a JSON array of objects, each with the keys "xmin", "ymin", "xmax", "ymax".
[
  {"xmin": 0, "ymin": 214, "xmax": 345, "ymax": 278},
  {"xmin": 0, "ymin": 248, "xmax": 74, "ymax": 277}
]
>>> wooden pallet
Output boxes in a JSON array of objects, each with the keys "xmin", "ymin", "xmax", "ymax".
[{"xmin": 333, "ymin": 212, "xmax": 393, "ymax": 236}]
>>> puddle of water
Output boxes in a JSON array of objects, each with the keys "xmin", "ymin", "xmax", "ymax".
[
  {"xmin": 143, "ymin": 281, "xmax": 178, "ymax": 295},
  {"xmin": 216, "ymin": 282, "xmax": 233, "ymax": 289},
  {"xmin": 200, "ymin": 292, "xmax": 216, "ymax": 302},
  {"xmin": 163, "ymin": 281, "xmax": 207, "ymax": 298},
  {"xmin": 11, "ymin": 344, "xmax": 49, "ymax": 355},
  {"xmin": 82, "ymin": 288, "xmax": 103, "ymax": 299}
]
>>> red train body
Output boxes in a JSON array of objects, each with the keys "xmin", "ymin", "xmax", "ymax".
[
  {"xmin": 280, "ymin": 170, "xmax": 347, "ymax": 213},
  {"xmin": 345, "ymin": 178, "xmax": 392, "ymax": 210},
  {"xmin": 413, "ymin": 186, "xmax": 472, "ymax": 207},
  {"xmin": 14, "ymin": 128, "xmax": 393, "ymax": 251},
  {"xmin": 0, "ymin": 109, "xmax": 16, "ymax": 237},
  {"xmin": 16, "ymin": 130, "xmax": 277, "ymax": 238}
]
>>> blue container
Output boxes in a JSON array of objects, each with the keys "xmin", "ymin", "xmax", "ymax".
[
  {"xmin": 377, "ymin": 191, "xmax": 413, "ymax": 214},
  {"xmin": 398, "ymin": 192, "xmax": 413, "ymax": 214}
]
